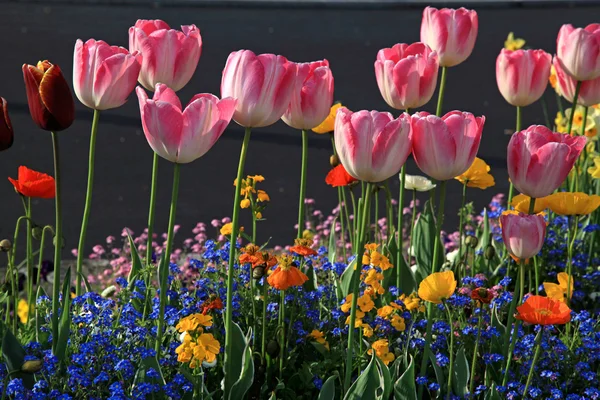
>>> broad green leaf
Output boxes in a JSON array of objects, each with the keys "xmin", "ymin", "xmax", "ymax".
[
  {"xmin": 476, "ymin": 208, "xmax": 490, "ymax": 253},
  {"xmin": 310, "ymin": 341, "xmax": 329, "ymax": 357},
  {"xmin": 484, "ymin": 383, "xmax": 502, "ymax": 400},
  {"xmin": 227, "ymin": 324, "xmax": 254, "ymax": 400},
  {"xmin": 55, "ymin": 269, "xmax": 72, "ymax": 364},
  {"xmin": 127, "ymin": 233, "xmax": 143, "ymax": 283},
  {"xmin": 340, "ymin": 258, "xmax": 358, "ymax": 298},
  {"xmin": 375, "ymin": 353, "xmax": 393, "ymax": 400},
  {"xmin": 394, "ymin": 355, "xmax": 416, "ymax": 400},
  {"xmin": 428, "ymin": 352, "xmax": 443, "ymax": 399},
  {"xmin": 302, "ymin": 263, "xmax": 318, "ymax": 292},
  {"xmin": 78, "ymin": 271, "xmax": 93, "ymax": 294},
  {"xmin": 413, "ymin": 201, "xmax": 443, "ymax": 285},
  {"xmin": 383, "ymin": 236, "xmax": 416, "ymax": 295},
  {"xmin": 317, "ymin": 376, "xmax": 337, "ymax": 400},
  {"xmin": 1, "ymin": 322, "xmax": 35, "ymax": 389},
  {"xmin": 452, "ymin": 347, "xmax": 470, "ymax": 397},
  {"xmin": 343, "ymin": 352, "xmax": 382, "ymax": 400}
]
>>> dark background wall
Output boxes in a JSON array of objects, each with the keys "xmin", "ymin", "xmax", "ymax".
[{"xmin": 0, "ymin": 1, "xmax": 597, "ymax": 257}]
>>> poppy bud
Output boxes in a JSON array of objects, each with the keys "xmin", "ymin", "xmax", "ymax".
[
  {"xmin": 21, "ymin": 359, "xmax": 43, "ymax": 373},
  {"xmin": 465, "ymin": 235, "xmax": 479, "ymax": 249},
  {"xmin": 23, "ymin": 60, "xmax": 75, "ymax": 132},
  {"xmin": 330, "ymin": 154, "xmax": 339, "ymax": 168},
  {"xmin": 484, "ymin": 245, "xmax": 496, "ymax": 260},
  {"xmin": 253, "ymin": 266, "xmax": 265, "ymax": 280},
  {"xmin": 53, "ymin": 234, "xmax": 64, "ymax": 249},
  {"xmin": 32, "ymin": 226, "xmax": 43, "ymax": 241},
  {"xmin": 0, "ymin": 239, "xmax": 12, "ymax": 252},
  {"xmin": 266, "ymin": 340, "xmax": 280, "ymax": 358},
  {"xmin": 0, "ymin": 98, "xmax": 14, "ymax": 151}
]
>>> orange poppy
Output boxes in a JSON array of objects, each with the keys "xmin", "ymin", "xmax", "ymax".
[
  {"xmin": 252, "ymin": 251, "xmax": 277, "ymax": 269},
  {"xmin": 516, "ymin": 295, "xmax": 571, "ymax": 325},
  {"xmin": 201, "ymin": 296, "xmax": 224, "ymax": 315},
  {"xmin": 267, "ymin": 254, "xmax": 308, "ymax": 290},
  {"xmin": 239, "ymin": 244, "xmax": 260, "ymax": 265},
  {"xmin": 289, "ymin": 238, "xmax": 317, "ymax": 257},
  {"xmin": 8, "ymin": 166, "xmax": 55, "ymax": 199},
  {"xmin": 325, "ymin": 164, "xmax": 357, "ymax": 187},
  {"xmin": 470, "ymin": 287, "xmax": 494, "ymax": 304}
]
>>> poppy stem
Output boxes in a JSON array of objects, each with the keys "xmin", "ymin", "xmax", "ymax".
[
  {"xmin": 431, "ymin": 180, "xmax": 447, "ymax": 274},
  {"xmin": 502, "ymin": 259, "xmax": 525, "ymax": 386},
  {"xmin": 37, "ymin": 227, "xmax": 55, "ymax": 304},
  {"xmin": 523, "ymin": 328, "xmax": 544, "ymax": 397},
  {"xmin": 75, "ymin": 109, "xmax": 101, "ymax": 296},
  {"xmin": 566, "ymin": 81, "xmax": 582, "ymax": 136},
  {"xmin": 343, "ymin": 182, "xmax": 373, "ymax": 393},
  {"xmin": 297, "ymin": 130, "xmax": 309, "ymax": 239},
  {"xmin": 444, "ymin": 302, "xmax": 455, "ymax": 400},
  {"xmin": 338, "ymin": 187, "xmax": 347, "ymax": 262},
  {"xmin": 50, "ymin": 130, "xmax": 63, "ymax": 354},
  {"xmin": 155, "ymin": 162, "xmax": 180, "ymax": 357},
  {"xmin": 469, "ymin": 308, "xmax": 483, "ymax": 396},
  {"xmin": 279, "ymin": 289, "xmax": 285, "ymax": 378},
  {"xmin": 22, "ymin": 197, "xmax": 34, "ymax": 325},
  {"xmin": 397, "ymin": 164, "xmax": 406, "ymax": 290},
  {"xmin": 261, "ymin": 280, "xmax": 268, "ymax": 361},
  {"xmin": 436, "ymin": 66, "xmax": 448, "ymax": 117},
  {"xmin": 146, "ymin": 152, "xmax": 159, "ymax": 267},
  {"xmin": 224, "ymin": 127, "xmax": 252, "ymax": 398}
]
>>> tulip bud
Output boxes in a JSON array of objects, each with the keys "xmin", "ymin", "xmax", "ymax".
[
  {"xmin": 22, "ymin": 61, "xmax": 75, "ymax": 132},
  {"xmin": 266, "ymin": 340, "xmax": 280, "ymax": 358},
  {"xmin": 484, "ymin": 245, "xmax": 496, "ymax": 260},
  {"xmin": 465, "ymin": 235, "xmax": 479, "ymax": 249},
  {"xmin": 21, "ymin": 359, "xmax": 43, "ymax": 373},
  {"xmin": 101, "ymin": 285, "xmax": 118, "ymax": 298},
  {"xmin": 252, "ymin": 266, "xmax": 265, "ymax": 280},
  {"xmin": 0, "ymin": 98, "xmax": 14, "ymax": 151},
  {"xmin": 330, "ymin": 154, "xmax": 340, "ymax": 168},
  {"xmin": 0, "ymin": 239, "xmax": 12, "ymax": 252},
  {"xmin": 32, "ymin": 226, "xmax": 43, "ymax": 241}
]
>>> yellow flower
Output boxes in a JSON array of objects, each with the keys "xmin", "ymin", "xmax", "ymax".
[
  {"xmin": 257, "ymin": 190, "xmax": 270, "ymax": 202},
  {"xmin": 312, "ymin": 103, "xmax": 343, "ymax": 134},
  {"xmin": 357, "ymin": 293, "xmax": 375, "ymax": 313},
  {"xmin": 197, "ymin": 333, "xmax": 221, "ymax": 363},
  {"xmin": 511, "ymin": 194, "xmax": 549, "ymax": 214},
  {"xmin": 176, "ymin": 314, "xmax": 213, "ymax": 333},
  {"xmin": 504, "ymin": 32, "xmax": 526, "ymax": 51},
  {"xmin": 240, "ymin": 198, "xmax": 251, "ymax": 209},
  {"xmin": 455, "ymin": 157, "xmax": 495, "ymax": 189},
  {"xmin": 363, "ymin": 269, "xmax": 385, "ymax": 295},
  {"xmin": 543, "ymin": 272, "xmax": 574, "ymax": 303},
  {"xmin": 309, "ymin": 330, "xmax": 330, "ymax": 349},
  {"xmin": 391, "ymin": 314, "xmax": 406, "ymax": 331},
  {"xmin": 549, "ymin": 65, "xmax": 560, "ymax": 95},
  {"xmin": 399, "ymin": 293, "xmax": 423, "ymax": 312},
  {"xmin": 362, "ymin": 323, "xmax": 373, "ymax": 338},
  {"xmin": 340, "ymin": 294, "xmax": 353, "ymax": 313},
  {"xmin": 418, "ymin": 271, "xmax": 457, "ymax": 304},
  {"xmin": 176, "ymin": 335, "xmax": 194, "ymax": 363},
  {"xmin": 589, "ymin": 157, "xmax": 600, "ymax": 179},
  {"xmin": 564, "ymin": 106, "xmax": 597, "ymax": 136},
  {"xmin": 545, "ymin": 192, "xmax": 600, "ymax": 216},
  {"xmin": 345, "ymin": 311, "xmax": 365, "ymax": 327},
  {"xmin": 220, "ymin": 222, "xmax": 243, "ymax": 236},
  {"xmin": 17, "ymin": 299, "xmax": 29, "ymax": 324},
  {"xmin": 377, "ymin": 305, "xmax": 394, "ymax": 318},
  {"xmin": 555, "ymin": 111, "xmax": 567, "ymax": 133},
  {"xmin": 368, "ymin": 339, "xmax": 395, "ymax": 365},
  {"xmin": 248, "ymin": 175, "xmax": 265, "ymax": 183}
]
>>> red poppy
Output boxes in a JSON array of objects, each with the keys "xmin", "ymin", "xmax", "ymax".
[
  {"xmin": 289, "ymin": 238, "xmax": 318, "ymax": 257},
  {"xmin": 470, "ymin": 288, "xmax": 494, "ymax": 304},
  {"xmin": 8, "ymin": 166, "xmax": 55, "ymax": 199},
  {"xmin": 325, "ymin": 164, "xmax": 357, "ymax": 187},
  {"xmin": 201, "ymin": 296, "xmax": 224, "ymax": 315},
  {"xmin": 516, "ymin": 295, "xmax": 571, "ymax": 325}
]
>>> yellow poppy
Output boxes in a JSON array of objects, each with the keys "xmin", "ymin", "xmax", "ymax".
[
  {"xmin": 589, "ymin": 157, "xmax": 600, "ymax": 179},
  {"xmin": 504, "ymin": 32, "xmax": 525, "ymax": 51},
  {"xmin": 418, "ymin": 271, "xmax": 457, "ymax": 304},
  {"xmin": 545, "ymin": 192, "xmax": 600, "ymax": 216},
  {"xmin": 511, "ymin": 194, "xmax": 549, "ymax": 214},
  {"xmin": 543, "ymin": 272, "xmax": 574, "ymax": 303},
  {"xmin": 455, "ymin": 157, "xmax": 495, "ymax": 189},
  {"xmin": 312, "ymin": 103, "xmax": 343, "ymax": 134}
]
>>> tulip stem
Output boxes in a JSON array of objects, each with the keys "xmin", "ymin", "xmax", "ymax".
[
  {"xmin": 76, "ymin": 109, "xmax": 100, "ymax": 296},
  {"xmin": 444, "ymin": 302, "xmax": 455, "ymax": 400},
  {"xmin": 523, "ymin": 328, "xmax": 544, "ymax": 397},
  {"xmin": 528, "ymin": 197, "xmax": 536, "ymax": 215},
  {"xmin": 224, "ymin": 127, "xmax": 252, "ymax": 398},
  {"xmin": 566, "ymin": 81, "xmax": 582, "ymax": 135},
  {"xmin": 508, "ymin": 106, "xmax": 523, "ymax": 209},
  {"xmin": 436, "ymin": 67, "xmax": 447, "ymax": 117},
  {"xmin": 343, "ymin": 182, "xmax": 373, "ymax": 393},
  {"xmin": 397, "ymin": 165, "xmax": 406, "ymax": 289},
  {"xmin": 155, "ymin": 163, "xmax": 180, "ymax": 357},
  {"xmin": 146, "ymin": 152, "xmax": 159, "ymax": 267},
  {"xmin": 297, "ymin": 130, "xmax": 309, "ymax": 239},
  {"xmin": 408, "ymin": 189, "xmax": 417, "ymax": 269},
  {"xmin": 50, "ymin": 131, "xmax": 63, "ymax": 354},
  {"xmin": 431, "ymin": 180, "xmax": 447, "ymax": 274}
]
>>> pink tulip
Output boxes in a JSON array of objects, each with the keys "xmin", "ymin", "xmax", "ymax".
[
  {"xmin": 507, "ymin": 125, "xmax": 586, "ymax": 198},
  {"xmin": 374, "ymin": 42, "xmax": 439, "ymax": 110},
  {"xmin": 334, "ymin": 107, "xmax": 411, "ymax": 182},
  {"xmin": 73, "ymin": 39, "xmax": 142, "ymax": 110},
  {"xmin": 420, "ymin": 7, "xmax": 478, "ymax": 67},
  {"xmin": 556, "ymin": 24, "xmax": 600, "ymax": 81},
  {"xmin": 129, "ymin": 19, "xmax": 202, "ymax": 92},
  {"xmin": 281, "ymin": 60, "xmax": 334, "ymax": 130},
  {"xmin": 136, "ymin": 83, "xmax": 236, "ymax": 164},
  {"xmin": 221, "ymin": 50, "xmax": 295, "ymax": 128},
  {"xmin": 553, "ymin": 56, "xmax": 600, "ymax": 107},
  {"xmin": 411, "ymin": 111, "xmax": 485, "ymax": 181},
  {"xmin": 500, "ymin": 213, "xmax": 546, "ymax": 260},
  {"xmin": 496, "ymin": 49, "xmax": 552, "ymax": 107}
]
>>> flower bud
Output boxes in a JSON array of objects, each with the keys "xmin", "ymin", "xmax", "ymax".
[
  {"xmin": 465, "ymin": 235, "xmax": 479, "ymax": 249},
  {"xmin": 101, "ymin": 285, "xmax": 118, "ymax": 298},
  {"xmin": 0, "ymin": 239, "xmax": 12, "ymax": 252},
  {"xmin": 21, "ymin": 359, "xmax": 43, "ymax": 373},
  {"xmin": 32, "ymin": 226, "xmax": 43, "ymax": 241},
  {"xmin": 484, "ymin": 245, "xmax": 496, "ymax": 260},
  {"xmin": 252, "ymin": 266, "xmax": 265, "ymax": 280},
  {"xmin": 53, "ymin": 235, "xmax": 64, "ymax": 249},
  {"xmin": 266, "ymin": 340, "xmax": 280, "ymax": 358},
  {"xmin": 0, "ymin": 98, "xmax": 14, "ymax": 152},
  {"xmin": 329, "ymin": 154, "xmax": 340, "ymax": 168}
]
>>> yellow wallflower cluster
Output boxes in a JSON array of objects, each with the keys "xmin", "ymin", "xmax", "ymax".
[
  {"xmin": 362, "ymin": 243, "xmax": 392, "ymax": 270},
  {"xmin": 175, "ymin": 314, "xmax": 221, "ymax": 368},
  {"xmin": 17, "ymin": 299, "xmax": 29, "ymax": 324},
  {"xmin": 589, "ymin": 157, "xmax": 600, "ymax": 179},
  {"xmin": 455, "ymin": 157, "xmax": 495, "ymax": 189},
  {"xmin": 234, "ymin": 174, "xmax": 270, "ymax": 219},
  {"xmin": 308, "ymin": 329, "xmax": 330, "ymax": 350},
  {"xmin": 556, "ymin": 106, "xmax": 600, "ymax": 138},
  {"xmin": 368, "ymin": 339, "xmax": 395, "ymax": 365},
  {"xmin": 543, "ymin": 272, "xmax": 574, "ymax": 303}
]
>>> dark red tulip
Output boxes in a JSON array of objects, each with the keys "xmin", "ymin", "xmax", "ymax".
[
  {"xmin": 0, "ymin": 98, "xmax": 13, "ymax": 151},
  {"xmin": 23, "ymin": 60, "xmax": 75, "ymax": 131}
]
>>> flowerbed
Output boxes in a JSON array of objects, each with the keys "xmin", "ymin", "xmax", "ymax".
[{"xmin": 1, "ymin": 5, "xmax": 600, "ymax": 400}]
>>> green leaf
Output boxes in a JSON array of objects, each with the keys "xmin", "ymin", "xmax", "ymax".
[
  {"xmin": 328, "ymin": 215, "xmax": 338, "ymax": 263},
  {"xmin": 413, "ymin": 201, "xmax": 443, "ymax": 286},
  {"xmin": 302, "ymin": 263, "xmax": 318, "ymax": 292},
  {"xmin": 227, "ymin": 323, "xmax": 254, "ymax": 400},
  {"xmin": 429, "ymin": 352, "xmax": 444, "ymax": 398},
  {"xmin": 452, "ymin": 347, "xmax": 470, "ymax": 397},
  {"xmin": 339, "ymin": 258, "xmax": 358, "ymax": 298},
  {"xmin": 1, "ymin": 322, "xmax": 35, "ymax": 389},
  {"xmin": 55, "ymin": 269, "xmax": 72, "ymax": 364},
  {"xmin": 343, "ymin": 352, "xmax": 383, "ymax": 400},
  {"xmin": 383, "ymin": 236, "xmax": 416, "ymax": 295},
  {"xmin": 310, "ymin": 341, "xmax": 329, "ymax": 357},
  {"xmin": 394, "ymin": 355, "xmax": 416, "ymax": 400},
  {"xmin": 375, "ymin": 353, "xmax": 393, "ymax": 400},
  {"xmin": 317, "ymin": 376, "xmax": 337, "ymax": 400},
  {"xmin": 476, "ymin": 208, "xmax": 490, "ymax": 253},
  {"xmin": 127, "ymin": 233, "xmax": 143, "ymax": 284},
  {"xmin": 484, "ymin": 383, "xmax": 502, "ymax": 400}
]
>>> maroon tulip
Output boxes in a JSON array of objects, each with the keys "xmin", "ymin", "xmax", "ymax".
[
  {"xmin": 23, "ymin": 60, "xmax": 75, "ymax": 131},
  {"xmin": 0, "ymin": 98, "xmax": 13, "ymax": 151}
]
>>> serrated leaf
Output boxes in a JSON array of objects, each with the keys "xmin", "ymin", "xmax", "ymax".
[
  {"xmin": 452, "ymin": 347, "xmax": 470, "ymax": 397},
  {"xmin": 317, "ymin": 376, "xmax": 337, "ymax": 400},
  {"xmin": 55, "ymin": 269, "xmax": 71, "ymax": 364},
  {"xmin": 227, "ymin": 324, "xmax": 254, "ymax": 400},
  {"xmin": 394, "ymin": 354, "xmax": 416, "ymax": 400},
  {"xmin": 340, "ymin": 258, "xmax": 358, "ymax": 298},
  {"xmin": 343, "ymin": 352, "xmax": 383, "ymax": 400}
]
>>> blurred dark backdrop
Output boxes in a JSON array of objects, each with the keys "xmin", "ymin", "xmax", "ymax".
[{"xmin": 0, "ymin": 1, "xmax": 598, "ymax": 257}]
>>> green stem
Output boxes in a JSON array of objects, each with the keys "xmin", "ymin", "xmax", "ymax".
[
  {"xmin": 457, "ymin": 183, "xmax": 467, "ymax": 268},
  {"xmin": 76, "ymin": 109, "xmax": 101, "ymax": 296},
  {"xmin": 51, "ymin": 131, "xmax": 62, "ymax": 354},
  {"xmin": 261, "ymin": 280, "xmax": 268, "ymax": 361},
  {"xmin": 469, "ymin": 309, "xmax": 483, "ymax": 396},
  {"xmin": 338, "ymin": 187, "xmax": 347, "ymax": 262},
  {"xmin": 502, "ymin": 261, "xmax": 525, "ymax": 386},
  {"xmin": 279, "ymin": 290, "xmax": 285, "ymax": 378},
  {"xmin": 408, "ymin": 190, "xmax": 417, "ymax": 268},
  {"xmin": 431, "ymin": 181, "xmax": 447, "ymax": 274},
  {"xmin": 417, "ymin": 303, "xmax": 435, "ymax": 400},
  {"xmin": 508, "ymin": 106, "xmax": 523, "ymax": 209},
  {"xmin": 341, "ymin": 187, "xmax": 353, "ymax": 253},
  {"xmin": 397, "ymin": 165, "xmax": 406, "ymax": 289},
  {"xmin": 566, "ymin": 217, "xmax": 578, "ymax": 305},
  {"xmin": 297, "ymin": 130, "xmax": 309, "ymax": 239},
  {"xmin": 516, "ymin": 106, "xmax": 522, "ymax": 132},
  {"xmin": 5, "ymin": 252, "xmax": 17, "ymax": 333},
  {"xmin": 384, "ymin": 180, "xmax": 393, "ymax": 244},
  {"xmin": 566, "ymin": 81, "xmax": 582, "ymax": 135},
  {"xmin": 224, "ymin": 127, "xmax": 252, "ymax": 398},
  {"xmin": 528, "ymin": 197, "xmax": 537, "ymax": 215},
  {"xmin": 343, "ymin": 182, "xmax": 373, "ymax": 393},
  {"xmin": 540, "ymin": 94, "xmax": 551, "ymax": 129},
  {"xmin": 436, "ymin": 66, "xmax": 448, "ymax": 117},
  {"xmin": 36, "ymin": 227, "xmax": 54, "ymax": 301},
  {"xmin": 523, "ymin": 329, "xmax": 544, "ymax": 397},
  {"xmin": 146, "ymin": 152, "xmax": 159, "ymax": 266},
  {"xmin": 25, "ymin": 197, "xmax": 33, "ymax": 324},
  {"xmin": 155, "ymin": 163, "xmax": 180, "ymax": 356},
  {"xmin": 445, "ymin": 303, "xmax": 455, "ymax": 400},
  {"xmin": 374, "ymin": 187, "xmax": 380, "ymax": 244}
]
